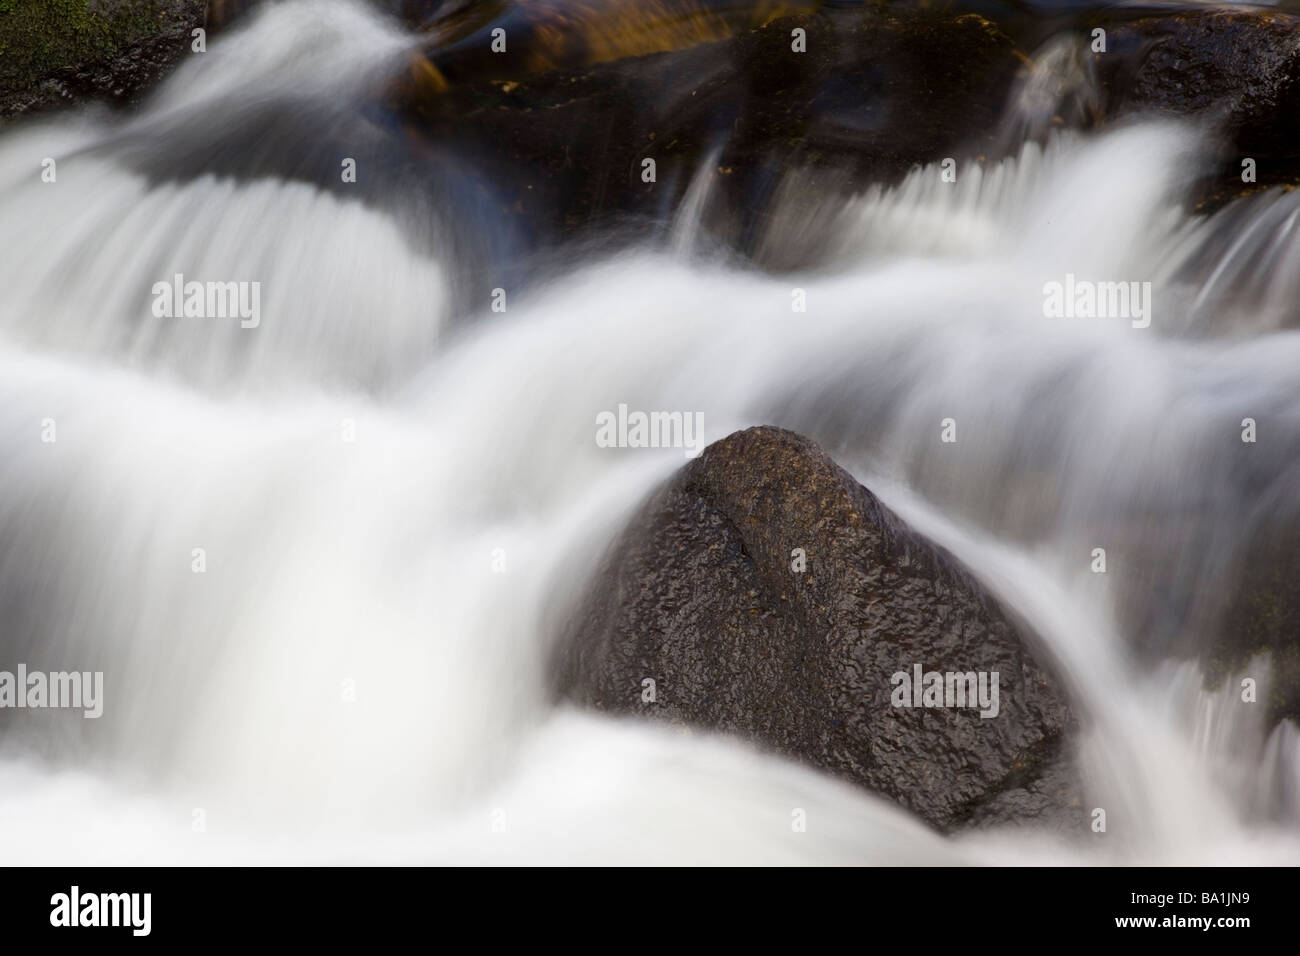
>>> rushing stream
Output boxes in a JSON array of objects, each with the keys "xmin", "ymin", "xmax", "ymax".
[{"xmin": 0, "ymin": 0, "xmax": 1298, "ymax": 864}]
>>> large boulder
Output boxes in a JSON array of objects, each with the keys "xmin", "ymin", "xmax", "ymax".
[{"xmin": 554, "ymin": 427, "xmax": 1082, "ymax": 832}]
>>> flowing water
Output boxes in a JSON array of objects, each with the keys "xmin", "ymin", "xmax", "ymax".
[{"xmin": 0, "ymin": 0, "xmax": 1298, "ymax": 864}]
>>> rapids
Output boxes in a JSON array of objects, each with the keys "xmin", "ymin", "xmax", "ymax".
[{"xmin": 0, "ymin": 0, "xmax": 1297, "ymax": 864}]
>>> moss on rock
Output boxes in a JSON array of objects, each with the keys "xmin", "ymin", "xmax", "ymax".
[{"xmin": 0, "ymin": 0, "xmax": 203, "ymax": 117}]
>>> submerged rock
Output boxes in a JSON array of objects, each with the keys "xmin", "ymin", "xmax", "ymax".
[
  {"xmin": 1117, "ymin": 503, "xmax": 1300, "ymax": 726},
  {"xmin": 555, "ymin": 427, "xmax": 1081, "ymax": 832},
  {"xmin": 1217, "ymin": 520, "xmax": 1300, "ymax": 724}
]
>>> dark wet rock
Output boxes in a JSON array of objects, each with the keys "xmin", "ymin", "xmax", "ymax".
[
  {"xmin": 1216, "ymin": 521, "xmax": 1300, "ymax": 724},
  {"xmin": 199, "ymin": 3, "xmax": 1300, "ymax": 248},
  {"xmin": 385, "ymin": 5, "xmax": 1024, "ymax": 259},
  {"xmin": 1141, "ymin": 506, "xmax": 1300, "ymax": 726},
  {"xmin": 80, "ymin": 3, "xmax": 1300, "ymax": 225},
  {"xmin": 1105, "ymin": 501, "xmax": 1300, "ymax": 725},
  {"xmin": 207, "ymin": 0, "xmax": 410, "ymax": 34},
  {"xmin": 204, "ymin": 0, "xmax": 260, "ymax": 34},
  {"xmin": 379, "ymin": 3, "xmax": 1300, "ymax": 242},
  {"xmin": 963, "ymin": 757, "xmax": 1084, "ymax": 831},
  {"xmin": 1093, "ymin": 10, "xmax": 1300, "ymax": 155},
  {"xmin": 1086, "ymin": 407, "xmax": 1300, "ymax": 724},
  {"xmin": 554, "ymin": 426, "xmax": 1082, "ymax": 832},
  {"xmin": 0, "ymin": 0, "xmax": 205, "ymax": 120},
  {"xmin": 1085, "ymin": 9, "xmax": 1300, "ymax": 210}
]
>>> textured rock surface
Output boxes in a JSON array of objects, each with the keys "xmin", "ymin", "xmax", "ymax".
[
  {"xmin": 1095, "ymin": 10, "xmax": 1300, "ymax": 153},
  {"xmin": 555, "ymin": 427, "xmax": 1082, "ymax": 832},
  {"xmin": 1088, "ymin": 9, "xmax": 1300, "ymax": 209},
  {"xmin": 0, "ymin": 0, "xmax": 204, "ymax": 119}
]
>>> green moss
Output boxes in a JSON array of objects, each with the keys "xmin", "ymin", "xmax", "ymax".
[{"xmin": 0, "ymin": 0, "xmax": 169, "ymax": 96}]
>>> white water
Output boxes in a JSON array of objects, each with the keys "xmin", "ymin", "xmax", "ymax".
[{"xmin": 0, "ymin": 0, "xmax": 1298, "ymax": 864}]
